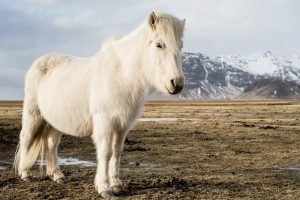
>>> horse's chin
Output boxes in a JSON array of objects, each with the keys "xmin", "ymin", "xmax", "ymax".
[
  {"xmin": 166, "ymin": 87, "xmax": 173, "ymax": 95},
  {"xmin": 166, "ymin": 89, "xmax": 179, "ymax": 95},
  {"xmin": 165, "ymin": 86, "xmax": 178, "ymax": 95},
  {"xmin": 152, "ymin": 87, "xmax": 171, "ymax": 96}
]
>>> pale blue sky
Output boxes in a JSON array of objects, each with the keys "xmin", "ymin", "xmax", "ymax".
[{"xmin": 0, "ymin": 0, "xmax": 299, "ymax": 99}]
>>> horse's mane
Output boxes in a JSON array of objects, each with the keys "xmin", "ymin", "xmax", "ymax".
[
  {"xmin": 101, "ymin": 11, "xmax": 184, "ymax": 51},
  {"xmin": 101, "ymin": 35, "xmax": 123, "ymax": 49}
]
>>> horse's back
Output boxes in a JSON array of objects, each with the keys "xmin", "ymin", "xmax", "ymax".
[
  {"xmin": 25, "ymin": 53, "xmax": 72, "ymax": 84},
  {"xmin": 32, "ymin": 53, "xmax": 72, "ymax": 74},
  {"xmin": 24, "ymin": 53, "xmax": 72, "ymax": 94}
]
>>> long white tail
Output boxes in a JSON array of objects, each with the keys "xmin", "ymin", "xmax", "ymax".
[{"xmin": 14, "ymin": 125, "xmax": 48, "ymax": 176}]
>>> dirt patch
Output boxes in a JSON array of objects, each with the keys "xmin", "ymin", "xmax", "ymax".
[{"xmin": 259, "ymin": 125, "xmax": 279, "ymax": 129}]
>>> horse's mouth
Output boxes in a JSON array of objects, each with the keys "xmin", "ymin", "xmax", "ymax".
[{"xmin": 166, "ymin": 86, "xmax": 182, "ymax": 95}]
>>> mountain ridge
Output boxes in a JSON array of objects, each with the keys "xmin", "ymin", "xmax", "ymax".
[{"xmin": 176, "ymin": 51, "xmax": 300, "ymax": 99}]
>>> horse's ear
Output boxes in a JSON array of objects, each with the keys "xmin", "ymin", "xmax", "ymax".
[{"xmin": 148, "ymin": 11, "xmax": 157, "ymax": 30}]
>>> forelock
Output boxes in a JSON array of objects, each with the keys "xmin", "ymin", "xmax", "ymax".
[{"xmin": 155, "ymin": 13, "xmax": 184, "ymax": 51}]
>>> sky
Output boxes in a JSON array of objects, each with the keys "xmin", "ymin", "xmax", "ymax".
[{"xmin": 0, "ymin": 0, "xmax": 299, "ymax": 99}]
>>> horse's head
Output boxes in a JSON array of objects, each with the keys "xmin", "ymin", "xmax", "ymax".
[{"xmin": 144, "ymin": 11, "xmax": 185, "ymax": 95}]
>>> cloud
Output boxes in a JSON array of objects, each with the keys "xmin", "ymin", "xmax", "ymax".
[{"xmin": 0, "ymin": 0, "xmax": 299, "ymax": 99}]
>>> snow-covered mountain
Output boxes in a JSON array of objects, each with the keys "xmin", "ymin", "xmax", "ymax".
[
  {"xmin": 179, "ymin": 51, "xmax": 300, "ymax": 99},
  {"xmin": 216, "ymin": 51, "xmax": 300, "ymax": 80}
]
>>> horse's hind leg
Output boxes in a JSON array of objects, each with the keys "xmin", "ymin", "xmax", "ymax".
[
  {"xmin": 46, "ymin": 127, "xmax": 65, "ymax": 183},
  {"xmin": 18, "ymin": 104, "xmax": 45, "ymax": 181}
]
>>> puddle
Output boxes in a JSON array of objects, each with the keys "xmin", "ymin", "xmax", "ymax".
[
  {"xmin": 139, "ymin": 118, "xmax": 181, "ymax": 122},
  {"xmin": 37, "ymin": 157, "xmax": 96, "ymax": 167},
  {"xmin": 280, "ymin": 166, "xmax": 300, "ymax": 174}
]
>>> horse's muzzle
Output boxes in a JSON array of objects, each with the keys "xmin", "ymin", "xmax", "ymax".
[{"xmin": 168, "ymin": 77, "xmax": 184, "ymax": 95}]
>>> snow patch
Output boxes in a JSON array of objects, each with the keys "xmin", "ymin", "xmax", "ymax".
[
  {"xmin": 139, "ymin": 118, "xmax": 181, "ymax": 122},
  {"xmin": 58, "ymin": 157, "xmax": 96, "ymax": 167},
  {"xmin": 37, "ymin": 157, "xmax": 96, "ymax": 167},
  {"xmin": 128, "ymin": 162, "xmax": 162, "ymax": 168}
]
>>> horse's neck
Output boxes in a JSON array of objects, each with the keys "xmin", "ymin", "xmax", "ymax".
[
  {"xmin": 92, "ymin": 25, "xmax": 149, "ymax": 108},
  {"xmin": 105, "ymin": 25, "xmax": 149, "ymax": 93}
]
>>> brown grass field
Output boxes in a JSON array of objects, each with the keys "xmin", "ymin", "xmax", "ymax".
[{"xmin": 1, "ymin": 100, "xmax": 300, "ymax": 199}]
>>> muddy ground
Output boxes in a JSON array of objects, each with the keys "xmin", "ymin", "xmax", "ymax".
[{"xmin": 1, "ymin": 100, "xmax": 300, "ymax": 199}]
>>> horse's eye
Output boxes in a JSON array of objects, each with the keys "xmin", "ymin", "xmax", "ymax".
[{"xmin": 156, "ymin": 43, "xmax": 163, "ymax": 49}]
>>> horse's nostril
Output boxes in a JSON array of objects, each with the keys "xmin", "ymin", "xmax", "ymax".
[{"xmin": 171, "ymin": 79, "xmax": 176, "ymax": 87}]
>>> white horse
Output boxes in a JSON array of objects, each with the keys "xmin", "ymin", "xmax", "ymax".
[{"xmin": 14, "ymin": 11, "xmax": 185, "ymax": 199}]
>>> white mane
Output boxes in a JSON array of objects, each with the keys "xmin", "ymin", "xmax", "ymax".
[
  {"xmin": 153, "ymin": 12, "xmax": 185, "ymax": 50},
  {"xmin": 101, "ymin": 35, "xmax": 123, "ymax": 49}
]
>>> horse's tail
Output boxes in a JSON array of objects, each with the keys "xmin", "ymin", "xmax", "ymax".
[
  {"xmin": 13, "ymin": 124, "xmax": 48, "ymax": 176},
  {"xmin": 13, "ymin": 142, "xmax": 20, "ymax": 174},
  {"xmin": 13, "ymin": 53, "xmax": 70, "ymax": 175}
]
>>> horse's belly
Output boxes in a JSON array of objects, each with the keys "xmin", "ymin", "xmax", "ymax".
[
  {"xmin": 39, "ymin": 100, "xmax": 93, "ymax": 137},
  {"xmin": 40, "ymin": 100, "xmax": 92, "ymax": 137},
  {"xmin": 37, "ymin": 76, "xmax": 93, "ymax": 137}
]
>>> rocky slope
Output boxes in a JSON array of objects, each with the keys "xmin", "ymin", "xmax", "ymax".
[{"xmin": 238, "ymin": 79, "xmax": 300, "ymax": 99}]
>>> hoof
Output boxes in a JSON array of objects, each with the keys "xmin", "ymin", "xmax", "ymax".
[
  {"xmin": 111, "ymin": 185, "xmax": 126, "ymax": 195},
  {"xmin": 22, "ymin": 176, "xmax": 33, "ymax": 182},
  {"xmin": 100, "ymin": 190, "xmax": 114, "ymax": 199},
  {"xmin": 55, "ymin": 177, "xmax": 66, "ymax": 184}
]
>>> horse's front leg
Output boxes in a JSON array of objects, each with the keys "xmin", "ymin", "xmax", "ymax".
[
  {"xmin": 109, "ymin": 131, "xmax": 127, "ymax": 194},
  {"xmin": 92, "ymin": 114, "xmax": 114, "ymax": 199}
]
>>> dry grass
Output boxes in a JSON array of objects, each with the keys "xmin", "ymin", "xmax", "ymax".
[{"xmin": 1, "ymin": 100, "xmax": 300, "ymax": 199}]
